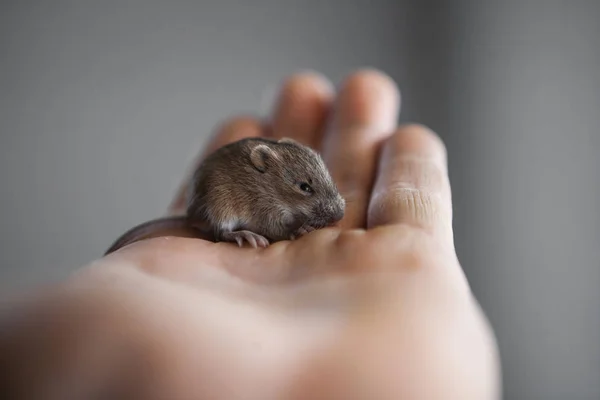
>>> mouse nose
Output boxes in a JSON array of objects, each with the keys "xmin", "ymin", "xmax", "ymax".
[
  {"xmin": 325, "ymin": 195, "xmax": 345, "ymax": 224},
  {"xmin": 331, "ymin": 203, "xmax": 344, "ymax": 223}
]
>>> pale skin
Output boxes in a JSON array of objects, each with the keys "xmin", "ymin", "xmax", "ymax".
[{"xmin": 0, "ymin": 69, "xmax": 501, "ymax": 399}]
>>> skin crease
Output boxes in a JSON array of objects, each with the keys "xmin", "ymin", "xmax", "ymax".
[{"xmin": 0, "ymin": 69, "xmax": 501, "ymax": 400}]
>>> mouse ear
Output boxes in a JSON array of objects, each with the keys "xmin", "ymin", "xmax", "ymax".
[{"xmin": 250, "ymin": 144, "xmax": 279, "ymax": 173}]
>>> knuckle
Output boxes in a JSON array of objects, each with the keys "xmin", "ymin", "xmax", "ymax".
[
  {"xmin": 397, "ymin": 187, "xmax": 448, "ymax": 226},
  {"xmin": 370, "ymin": 185, "xmax": 450, "ymax": 232},
  {"xmin": 388, "ymin": 155, "xmax": 449, "ymax": 193}
]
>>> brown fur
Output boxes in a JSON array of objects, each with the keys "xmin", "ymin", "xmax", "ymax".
[{"xmin": 186, "ymin": 137, "xmax": 345, "ymax": 246}]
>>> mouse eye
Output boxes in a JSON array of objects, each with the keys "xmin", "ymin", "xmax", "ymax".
[{"xmin": 299, "ymin": 182, "xmax": 314, "ymax": 194}]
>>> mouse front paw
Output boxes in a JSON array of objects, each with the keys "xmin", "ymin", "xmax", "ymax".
[{"xmin": 222, "ymin": 230, "xmax": 270, "ymax": 249}]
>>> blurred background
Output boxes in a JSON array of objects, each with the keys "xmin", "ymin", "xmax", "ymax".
[{"xmin": 1, "ymin": 1, "xmax": 598, "ymax": 398}]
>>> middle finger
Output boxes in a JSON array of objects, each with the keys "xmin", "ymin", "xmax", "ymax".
[{"xmin": 322, "ymin": 70, "xmax": 400, "ymax": 229}]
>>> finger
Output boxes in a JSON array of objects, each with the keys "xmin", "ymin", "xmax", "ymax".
[
  {"xmin": 322, "ymin": 69, "xmax": 401, "ymax": 229},
  {"xmin": 167, "ymin": 116, "xmax": 263, "ymax": 215},
  {"xmin": 367, "ymin": 124, "xmax": 453, "ymax": 242},
  {"xmin": 267, "ymin": 71, "xmax": 334, "ymax": 149}
]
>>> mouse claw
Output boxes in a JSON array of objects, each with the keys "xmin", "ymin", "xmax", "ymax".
[
  {"xmin": 256, "ymin": 236, "xmax": 269, "ymax": 248},
  {"xmin": 247, "ymin": 235, "xmax": 258, "ymax": 248},
  {"xmin": 223, "ymin": 230, "xmax": 269, "ymax": 249}
]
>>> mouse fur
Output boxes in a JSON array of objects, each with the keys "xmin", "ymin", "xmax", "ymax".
[{"xmin": 186, "ymin": 137, "xmax": 345, "ymax": 248}]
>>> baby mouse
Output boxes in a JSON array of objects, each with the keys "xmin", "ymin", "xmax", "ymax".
[
  {"xmin": 186, "ymin": 137, "xmax": 345, "ymax": 248},
  {"xmin": 104, "ymin": 137, "xmax": 345, "ymax": 254}
]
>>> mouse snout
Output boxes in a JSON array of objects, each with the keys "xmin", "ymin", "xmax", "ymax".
[
  {"xmin": 314, "ymin": 195, "xmax": 345, "ymax": 227},
  {"xmin": 330, "ymin": 195, "xmax": 345, "ymax": 223}
]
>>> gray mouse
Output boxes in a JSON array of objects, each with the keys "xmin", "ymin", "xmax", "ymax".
[
  {"xmin": 105, "ymin": 137, "xmax": 345, "ymax": 253},
  {"xmin": 186, "ymin": 136, "xmax": 345, "ymax": 248}
]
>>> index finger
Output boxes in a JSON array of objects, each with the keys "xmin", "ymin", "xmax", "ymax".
[{"xmin": 367, "ymin": 124, "xmax": 453, "ymax": 243}]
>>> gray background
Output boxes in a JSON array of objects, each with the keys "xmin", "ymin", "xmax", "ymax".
[{"xmin": 1, "ymin": 1, "xmax": 599, "ymax": 399}]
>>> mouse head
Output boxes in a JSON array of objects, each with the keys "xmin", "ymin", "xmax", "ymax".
[{"xmin": 249, "ymin": 137, "xmax": 345, "ymax": 229}]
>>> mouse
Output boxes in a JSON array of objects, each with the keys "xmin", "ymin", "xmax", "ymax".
[
  {"xmin": 105, "ymin": 137, "xmax": 345, "ymax": 254},
  {"xmin": 186, "ymin": 136, "xmax": 345, "ymax": 248}
]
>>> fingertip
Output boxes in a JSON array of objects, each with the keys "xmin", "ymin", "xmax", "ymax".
[
  {"xmin": 269, "ymin": 70, "xmax": 334, "ymax": 148},
  {"xmin": 279, "ymin": 70, "xmax": 335, "ymax": 100},
  {"xmin": 340, "ymin": 68, "xmax": 399, "ymax": 92},
  {"xmin": 213, "ymin": 115, "xmax": 263, "ymax": 142},
  {"xmin": 334, "ymin": 69, "xmax": 401, "ymax": 129},
  {"xmin": 205, "ymin": 116, "xmax": 264, "ymax": 155},
  {"xmin": 385, "ymin": 124, "xmax": 448, "ymax": 171},
  {"xmin": 216, "ymin": 115, "xmax": 263, "ymax": 131}
]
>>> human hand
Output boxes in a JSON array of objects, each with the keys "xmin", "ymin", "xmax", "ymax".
[{"xmin": 0, "ymin": 70, "xmax": 500, "ymax": 400}]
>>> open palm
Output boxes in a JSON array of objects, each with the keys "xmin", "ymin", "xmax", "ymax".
[{"xmin": 1, "ymin": 70, "xmax": 500, "ymax": 400}]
